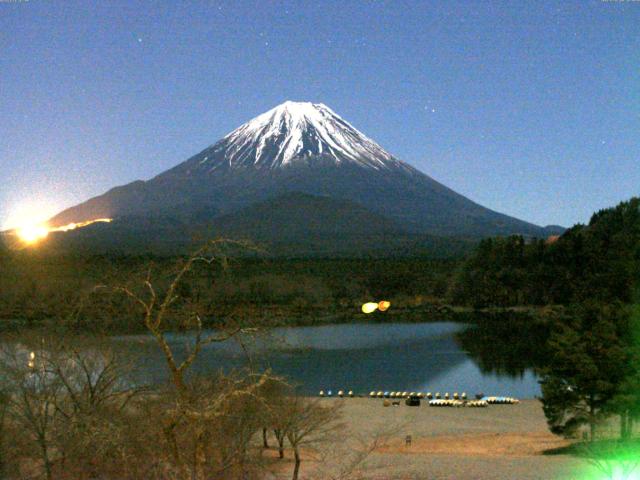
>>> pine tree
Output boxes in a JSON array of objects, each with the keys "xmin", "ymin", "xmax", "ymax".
[
  {"xmin": 607, "ymin": 302, "xmax": 640, "ymax": 440},
  {"xmin": 539, "ymin": 302, "xmax": 629, "ymax": 440}
]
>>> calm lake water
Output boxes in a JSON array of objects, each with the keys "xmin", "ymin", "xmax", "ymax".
[{"xmin": 114, "ymin": 322, "xmax": 542, "ymax": 398}]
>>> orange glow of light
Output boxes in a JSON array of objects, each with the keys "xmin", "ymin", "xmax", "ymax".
[
  {"xmin": 50, "ymin": 218, "xmax": 113, "ymax": 233},
  {"xmin": 13, "ymin": 218, "xmax": 113, "ymax": 246},
  {"xmin": 16, "ymin": 224, "xmax": 49, "ymax": 244},
  {"xmin": 378, "ymin": 301, "xmax": 391, "ymax": 312}
]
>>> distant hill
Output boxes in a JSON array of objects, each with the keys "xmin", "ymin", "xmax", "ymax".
[
  {"xmin": 38, "ymin": 192, "xmax": 476, "ymax": 258},
  {"xmin": 210, "ymin": 192, "xmax": 402, "ymax": 239}
]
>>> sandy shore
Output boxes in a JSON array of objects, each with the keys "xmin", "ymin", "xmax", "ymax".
[{"xmin": 266, "ymin": 399, "xmax": 592, "ymax": 480}]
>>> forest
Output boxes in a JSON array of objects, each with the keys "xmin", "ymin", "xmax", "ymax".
[
  {"xmin": 0, "ymin": 247, "xmax": 460, "ymax": 334},
  {"xmin": 450, "ymin": 197, "xmax": 640, "ymax": 308}
]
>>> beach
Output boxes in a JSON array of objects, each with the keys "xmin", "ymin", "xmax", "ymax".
[{"xmin": 266, "ymin": 399, "xmax": 591, "ymax": 480}]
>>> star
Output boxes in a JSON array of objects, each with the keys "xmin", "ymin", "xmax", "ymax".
[{"xmin": 137, "ymin": 38, "xmax": 143, "ymax": 43}]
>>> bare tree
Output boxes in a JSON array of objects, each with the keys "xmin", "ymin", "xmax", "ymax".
[
  {"xmin": 50, "ymin": 341, "xmax": 144, "ymax": 479},
  {"xmin": 109, "ymin": 240, "xmax": 277, "ymax": 480},
  {"xmin": 0, "ymin": 340, "xmax": 64, "ymax": 480},
  {"xmin": 50, "ymin": 340, "xmax": 141, "ymax": 415},
  {"xmin": 259, "ymin": 379, "xmax": 291, "ymax": 459},
  {"xmin": 248, "ymin": 376, "xmax": 277, "ymax": 456},
  {"xmin": 110, "ymin": 240, "xmax": 257, "ymax": 392},
  {"xmin": 283, "ymin": 397, "xmax": 343, "ymax": 480},
  {"xmin": 0, "ymin": 336, "xmax": 146, "ymax": 480}
]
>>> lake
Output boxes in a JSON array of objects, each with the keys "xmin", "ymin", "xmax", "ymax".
[{"xmin": 114, "ymin": 321, "xmax": 542, "ymax": 398}]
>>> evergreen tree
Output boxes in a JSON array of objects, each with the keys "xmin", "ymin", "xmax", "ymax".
[
  {"xmin": 539, "ymin": 302, "xmax": 629, "ymax": 440},
  {"xmin": 607, "ymin": 302, "xmax": 640, "ymax": 440}
]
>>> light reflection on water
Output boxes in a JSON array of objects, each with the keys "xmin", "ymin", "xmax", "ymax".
[{"xmin": 113, "ymin": 322, "xmax": 542, "ymax": 398}]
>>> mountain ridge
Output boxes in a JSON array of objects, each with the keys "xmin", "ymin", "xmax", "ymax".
[
  {"xmin": 49, "ymin": 101, "xmax": 563, "ymax": 241},
  {"xmin": 40, "ymin": 192, "xmax": 477, "ymax": 258}
]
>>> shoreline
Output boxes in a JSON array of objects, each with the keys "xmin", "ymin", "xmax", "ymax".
[{"xmin": 0, "ymin": 303, "xmax": 561, "ymax": 336}]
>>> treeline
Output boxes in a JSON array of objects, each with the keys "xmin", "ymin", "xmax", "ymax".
[
  {"xmin": 0, "ymin": 249, "xmax": 460, "ymax": 333},
  {"xmin": 451, "ymin": 197, "xmax": 640, "ymax": 308}
]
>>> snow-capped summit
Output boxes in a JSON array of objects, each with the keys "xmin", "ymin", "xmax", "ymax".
[
  {"xmin": 199, "ymin": 101, "xmax": 397, "ymax": 170},
  {"xmin": 49, "ymin": 101, "xmax": 561, "ymax": 241}
]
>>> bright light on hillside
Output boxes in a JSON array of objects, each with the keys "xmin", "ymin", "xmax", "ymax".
[
  {"xmin": 5, "ymin": 210, "xmax": 113, "ymax": 247},
  {"xmin": 16, "ymin": 223, "xmax": 49, "ymax": 244},
  {"xmin": 3, "ymin": 203, "xmax": 53, "ymax": 242}
]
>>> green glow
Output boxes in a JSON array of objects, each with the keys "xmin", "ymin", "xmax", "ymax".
[
  {"xmin": 609, "ymin": 467, "xmax": 639, "ymax": 480},
  {"xmin": 573, "ymin": 443, "xmax": 640, "ymax": 480}
]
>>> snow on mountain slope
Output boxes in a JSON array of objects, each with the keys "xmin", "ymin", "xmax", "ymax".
[
  {"xmin": 198, "ymin": 101, "xmax": 398, "ymax": 170},
  {"xmin": 49, "ymin": 100, "xmax": 561, "ymax": 240}
]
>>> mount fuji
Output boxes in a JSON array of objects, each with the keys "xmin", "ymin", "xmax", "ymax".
[{"xmin": 49, "ymin": 101, "xmax": 561, "ymax": 253}]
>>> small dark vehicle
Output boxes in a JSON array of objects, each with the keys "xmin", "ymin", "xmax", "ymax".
[{"xmin": 405, "ymin": 395, "xmax": 421, "ymax": 406}]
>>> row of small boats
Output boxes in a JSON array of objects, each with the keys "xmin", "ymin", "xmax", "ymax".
[
  {"xmin": 317, "ymin": 390, "xmax": 520, "ymax": 405},
  {"xmin": 368, "ymin": 391, "xmax": 470, "ymax": 400},
  {"xmin": 428, "ymin": 399, "xmax": 487, "ymax": 407},
  {"xmin": 426, "ymin": 397, "xmax": 519, "ymax": 407}
]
